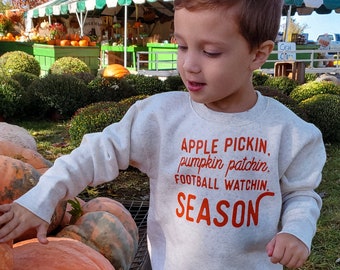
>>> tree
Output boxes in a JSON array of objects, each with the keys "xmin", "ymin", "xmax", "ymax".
[
  {"xmin": 286, "ymin": 18, "xmax": 307, "ymax": 42},
  {"xmin": 0, "ymin": 0, "xmax": 12, "ymax": 13},
  {"xmin": 11, "ymin": 0, "xmax": 49, "ymax": 10}
]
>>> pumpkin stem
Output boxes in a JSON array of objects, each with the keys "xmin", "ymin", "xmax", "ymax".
[{"xmin": 67, "ymin": 198, "xmax": 83, "ymax": 224}]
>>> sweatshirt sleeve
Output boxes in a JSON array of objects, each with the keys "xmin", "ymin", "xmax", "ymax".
[
  {"xmin": 279, "ymin": 125, "xmax": 326, "ymax": 251},
  {"xmin": 15, "ymin": 102, "xmax": 148, "ymax": 223}
]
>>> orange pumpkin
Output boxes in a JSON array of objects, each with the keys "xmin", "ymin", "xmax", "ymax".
[
  {"xmin": 81, "ymin": 35, "xmax": 91, "ymax": 42},
  {"xmin": 57, "ymin": 211, "xmax": 137, "ymax": 270},
  {"xmin": 0, "ymin": 240, "xmax": 13, "ymax": 270},
  {"xmin": 70, "ymin": 40, "xmax": 79, "ymax": 46},
  {"xmin": 0, "ymin": 155, "xmax": 41, "ymax": 204},
  {"xmin": 78, "ymin": 39, "xmax": 88, "ymax": 47},
  {"xmin": 0, "ymin": 155, "xmax": 66, "ymax": 242},
  {"xmin": 70, "ymin": 33, "xmax": 80, "ymax": 41},
  {"xmin": 81, "ymin": 197, "xmax": 138, "ymax": 243},
  {"xmin": 13, "ymin": 237, "xmax": 115, "ymax": 270},
  {"xmin": 55, "ymin": 39, "xmax": 61, "ymax": 45},
  {"xmin": 89, "ymin": 41, "xmax": 97, "ymax": 46},
  {"xmin": 0, "ymin": 140, "xmax": 52, "ymax": 174},
  {"xmin": 102, "ymin": 64, "xmax": 130, "ymax": 79},
  {"xmin": 47, "ymin": 39, "xmax": 56, "ymax": 45},
  {"xmin": 60, "ymin": 39, "xmax": 71, "ymax": 46}
]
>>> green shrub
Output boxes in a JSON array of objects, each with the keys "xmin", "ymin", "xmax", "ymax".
[
  {"xmin": 163, "ymin": 75, "xmax": 186, "ymax": 91},
  {"xmin": 263, "ymin": 76, "xmax": 299, "ymax": 95},
  {"xmin": 11, "ymin": 72, "xmax": 39, "ymax": 89},
  {"xmin": 299, "ymin": 94, "xmax": 340, "ymax": 143},
  {"xmin": 256, "ymin": 86, "xmax": 308, "ymax": 121},
  {"xmin": 252, "ymin": 71, "xmax": 271, "ymax": 87},
  {"xmin": 69, "ymin": 95, "xmax": 148, "ymax": 146},
  {"xmin": 73, "ymin": 72, "xmax": 96, "ymax": 85},
  {"xmin": 26, "ymin": 74, "xmax": 90, "ymax": 118},
  {"xmin": 0, "ymin": 51, "xmax": 40, "ymax": 76},
  {"xmin": 290, "ymin": 81, "xmax": 340, "ymax": 103},
  {"xmin": 305, "ymin": 73, "xmax": 318, "ymax": 82},
  {"xmin": 87, "ymin": 76, "xmax": 137, "ymax": 103},
  {"xmin": 0, "ymin": 75, "xmax": 25, "ymax": 119},
  {"xmin": 49, "ymin": 57, "xmax": 90, "ymax": 75},
  {"xmin": 124, "ymin": 74, "xmax": 164, "ymax": 95}
]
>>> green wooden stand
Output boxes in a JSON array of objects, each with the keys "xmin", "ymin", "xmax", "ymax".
[
  {"xmin": 147, "ymin": 43, "xmax": 178, "ymax": 70},
  {"xmin": 0, "ymin": 41, "xmax": 34, "ymax": 56},
  {"xmin": 33, "ymin": 44, "xmax": 100, "ymax": 76}
]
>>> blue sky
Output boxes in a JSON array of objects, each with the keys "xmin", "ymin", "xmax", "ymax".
[{"xmin": 280, "ymin": 11, "xmax": 340, "ymax": 41}]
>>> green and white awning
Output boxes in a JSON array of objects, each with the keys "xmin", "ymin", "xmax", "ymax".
[
  {"xmin": 27, "ymin": 0, "xmax": 173, "ymax": 19},
  {"xmin": 283, "ymin": 0, "xmax": 340, "ymax": 14}
]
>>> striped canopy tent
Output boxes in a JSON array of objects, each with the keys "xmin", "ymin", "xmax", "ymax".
[
  {"xmin": 283, "ymin": 0, "xmax": 340, "ymax": 15},
  {"xmin": 282, "ymin": 0, "xmax": 340, "ymax": 41},
  {"xmin": 26, "ymin": 0, "xmax": 174, "ymax": 66}
]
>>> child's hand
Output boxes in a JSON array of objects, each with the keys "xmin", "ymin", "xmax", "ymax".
[
  {"xmin": 266, "ymin": 233, "xmax": 309, "ymax": 269},
  {"xmin": 0, "ymin": 202, "xmax": 49, "ymax": 244}
]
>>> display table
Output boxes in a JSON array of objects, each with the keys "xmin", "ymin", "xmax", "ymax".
[
  {"xmin": 100, "ymin": 44, "xmax": 148, "ymax": 70},
  {"xmin": 33, "ymin": 44, "xmax": 100, "ymax": 76},
  {"xmin": 0, "ymin": 41, "xmax": 34, "ymax": 56},
  {"xmin": 147, "ymin": 43, "xmax": 178, "ymax": 70}
]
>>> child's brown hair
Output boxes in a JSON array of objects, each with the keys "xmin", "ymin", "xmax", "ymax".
[{"xmin": 174, "ymin": 0, "xmax": 283, "ymax": 51}]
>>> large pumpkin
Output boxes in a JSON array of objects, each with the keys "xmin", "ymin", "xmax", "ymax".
[
  {"xmin": 81, "ymin": 197, "xmax": 138, "ymax": 244},
  {"xmin": 13, "ymin": 237, "xmax": 115, "ymax": 270},
  {"xmin": 102, "ymin": 64, "xmax": 130, "ymax": 79},
  {"xmin": 0, "ymin": 241, "xmax": 13, "ymax": 270},
  {"xmin": 0, "ymin": 140, "xmax": 52, "ymax": 174},
  {"xmin": 0, "ymin": 155, "xmax": 41, "ymax": 204},
  {"xmin": 0, "ymin": 155, "xmax": 66, "ymax": 242},
  {"xmin": 57, "ymin": 198, "xmax": 139, "ymax": 270},
  {"xmin": 57, "ymin": 211, "xmax": 137, "ymax": 270}
]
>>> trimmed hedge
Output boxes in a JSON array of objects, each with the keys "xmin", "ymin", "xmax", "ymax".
[
  {"xmin": 290, "ymin": 81, "xmax": 340, "ymax": 103},
  {"xmin": 69, "ymin": 95, "xmax": 148, "ymax": 146},
  {"xmin": 26, "ymin": 74, "xmax": 90, "ymax": 119},
  {"xmin": 0, "ymin": 51, "xmax": 40, "ymax": 76},
  {"xmin": 300, "ymin": 94, "xmax": 340, "ymax": 143}
]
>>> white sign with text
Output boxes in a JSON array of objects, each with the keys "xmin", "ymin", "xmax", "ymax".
[{"xmin": 278, "ymin": 42, "xmax": 296, "ymax": 61}]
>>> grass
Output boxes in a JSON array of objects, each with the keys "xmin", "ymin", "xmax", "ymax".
[{"xmin": 15, "ymin": 120, "xmax": 340, "ymax": 270}]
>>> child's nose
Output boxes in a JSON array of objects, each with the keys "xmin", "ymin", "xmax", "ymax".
[{"xmin": 181, "ymin": 53, "xmax": 201, "ymax": 74}]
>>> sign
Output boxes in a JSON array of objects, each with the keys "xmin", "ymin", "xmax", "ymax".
[{"xmin": 278, "ymin": 42, "xmax": 296, "ymax": 61}]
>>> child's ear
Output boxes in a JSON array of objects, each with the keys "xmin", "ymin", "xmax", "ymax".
[{"xmin": 250, "ymin": 40, "xmax": 274, "ymax": 70}]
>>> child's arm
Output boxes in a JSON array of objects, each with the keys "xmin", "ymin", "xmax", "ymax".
[
  {"xmin": 0, "ymin": 203, "xmax": 49, "ymax": 244},
  {"xmin": 266, "ymin": 232, "xmax": 309, "ymax": 269}
]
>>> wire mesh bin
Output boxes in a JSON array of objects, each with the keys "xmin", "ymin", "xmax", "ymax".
[{"xmin": 120, "ymin": 200, "xmax": 150, "ymax": 270}]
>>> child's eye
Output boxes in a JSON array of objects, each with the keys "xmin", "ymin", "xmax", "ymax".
[
  {"xmin": 203, "ymin": 51, "xmax": 221, "ymax": 57},
  {"xmin": 178, "ymin": 45, "xmax": 188, "ymax": 51}
]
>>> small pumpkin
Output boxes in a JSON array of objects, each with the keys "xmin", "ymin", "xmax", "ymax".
[
  {"xmin": 103, "ymin": 64, "xmax": 130, "ymax": 79},
  {"xmin": 47, "ymin": 39, "xmax": 56, "ymax": 45},
  {"xmin": 57, "ymin": 211, "xmax": 137, "ymax": 270},
  {"xmin": 81, "ymin": 35, "xmax": 91, "ymax": 42},
  {"xmin": 13, "ymin": 237, "xmax": 115, "ymax": 270},
  {"xmin": 60, "ymin": 39, "xmax": 71, "ymax": 46},
  {"xmin": 70, "ymin": 40, "xmax": 79, "ymax": 46},
  {"xmin": 79, "ymin": 39, "xmax": 88, "ymax": 47}
]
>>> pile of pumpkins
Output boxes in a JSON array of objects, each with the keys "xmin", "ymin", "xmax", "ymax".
[
  {"xmin": 46, "ymin": 34, "xmax": 97, "ymax": 47},
  {"xmin": 0, "ymin": 123, "xmax": 139, "ymax": 270}
]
